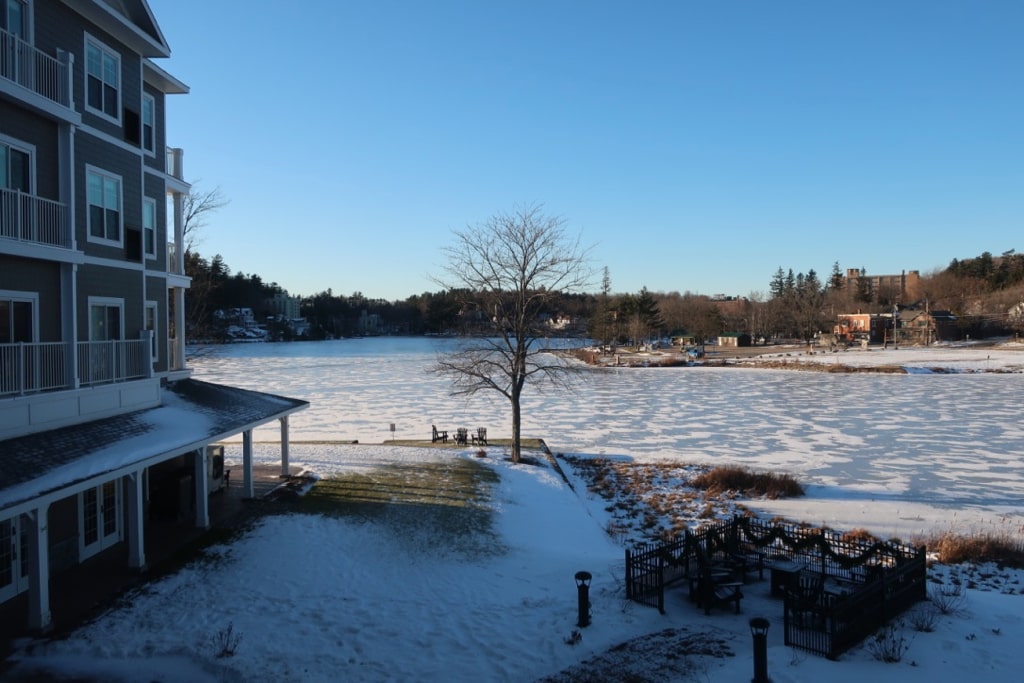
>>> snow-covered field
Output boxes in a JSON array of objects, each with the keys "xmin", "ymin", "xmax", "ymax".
[{"xmin": 5, "ymin": 339, "xmax": 1024, "ymax": 681}]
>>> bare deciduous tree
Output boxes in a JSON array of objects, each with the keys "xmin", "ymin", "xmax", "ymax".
[
  {"xmin": 433, "ymin": 205, "xmax": 592, "ymax": 463},
  {"xmin": 183, "ymin": 183, "xmax": 229, "ymax": 254}
]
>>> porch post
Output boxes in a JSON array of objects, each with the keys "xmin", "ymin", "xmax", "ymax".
[
  {"xmin": 279, "ymin": 416, "xmax": 290, "ymax": 477},
  {"xmin": 125, "ymin": 470, "xmax": 147, "ymax": 570},
  {"xmin": 242, "ymin": 430, "xmax": 255, "ymax": 498},
  {"xmin": 193, "ymin": 448, "xmax": 210, "ymax": 529},
  {"xmin": 22, "ymin": 506, "xmax": 52, "ymax": 633}
]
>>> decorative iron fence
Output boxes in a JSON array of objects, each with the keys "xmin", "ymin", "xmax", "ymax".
[{"xmin": 624, "ymin": 515, "xmax": 927, "ymax": 657}]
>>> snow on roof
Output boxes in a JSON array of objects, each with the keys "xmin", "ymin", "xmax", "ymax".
[{"xmin": 0, "ymin": 379, "xmax": 308, "ymax": 510}]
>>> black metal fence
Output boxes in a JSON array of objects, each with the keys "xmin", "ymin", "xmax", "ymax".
[{"xmin": 624, "ymin": 515, "xmax": 927, "ymax": 658}]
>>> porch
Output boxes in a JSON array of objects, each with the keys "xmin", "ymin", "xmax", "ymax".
[{"xmin": 0, "ymin": 464, "xmax": 308, "ymax": 652}]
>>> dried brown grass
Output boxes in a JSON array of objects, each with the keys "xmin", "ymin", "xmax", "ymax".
[{"xmin": 689, "ymin": 465, "xmax": 804, "ymax": 499}]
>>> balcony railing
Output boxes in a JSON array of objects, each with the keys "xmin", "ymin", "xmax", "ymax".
[
  {"xmin": 0, "ymin": 29, "xmax": 71, "ymax": 107},
  {"xmin": 166, "ymin": 147, "xmax": 184, "ymax": 180},
  {"xmin": 0, "ymin": 188, "xmax": 70, "ymax": 249},
  {"xmin": 167, "ymin": 240, "xmax": 183, "ymax": 274},
  {"xmin": 1, "ymin": 339, "xmax": 150, "ymax": 397}
]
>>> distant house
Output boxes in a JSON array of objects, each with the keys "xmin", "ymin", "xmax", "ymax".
[
  {"xmin": 717, "ymin": 333, "xmax": 752, "ymax": 347},
  {"xmin": 1, "ymin": 0, "xmax": 307, "ymax": 634},
  {"xmin": 834, "ymin": 312, "xmax": 890, "ymax": 344},
  {"xmin": 900, "ymin": 310, "xmax": 959, "ymax": 344}
]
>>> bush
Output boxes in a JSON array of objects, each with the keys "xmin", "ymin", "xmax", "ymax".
[
  {"xmin": 867, "ymin": 623, "xmax": 909, "ymax": 663},
  {"xmin": 690, "ymin": 466, "xmax": 804, "ymax": 499},
  {"xmin": 918, "ymin": 528, "xmax": 1024, "ymax": 567}
]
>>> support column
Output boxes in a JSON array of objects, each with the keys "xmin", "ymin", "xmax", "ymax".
[
  {"xmin": 242, "ymin": 430, "xmax": 255, "ymax": 499},
  {"xmin": 125, "ymin": 470, "xmax": 147, "ymax": 570},
  {"xmin": 193, "ymin": 448, "xmax": 210, "ymax": 529},
  {"xmin": 22, "ymin": 507, "xmax": 51, "ymax": 633},
  {"xmin": 279, "ymin": 416, "xmax": 290, "ymax": 477}
]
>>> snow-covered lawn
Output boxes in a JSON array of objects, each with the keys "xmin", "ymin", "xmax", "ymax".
[{"xmin": 5, "ymin": 340, "xmax": 1023, "ymax": 681}]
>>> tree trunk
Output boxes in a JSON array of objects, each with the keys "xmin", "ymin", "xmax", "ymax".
[{"xmin": 510, "ymin": 386, "xmax": 522, "ymax": 464}]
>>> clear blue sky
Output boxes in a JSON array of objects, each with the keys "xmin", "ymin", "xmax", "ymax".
[{"xmin": 147, "ymin": 0, "xmax": 1023, "ymax": 301}]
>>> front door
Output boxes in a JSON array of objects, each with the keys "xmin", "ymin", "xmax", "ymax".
[
  {"xmin": 0, "ymin": 516, "xmax": 28, "ymax": 602},
  {"xmin": 79, "ymin": 482, "xmax": 121, "ymax": 560}
]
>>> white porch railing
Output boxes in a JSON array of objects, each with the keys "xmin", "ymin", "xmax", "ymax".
[
  {"xmin": 166, "ymin": 147, "xmax": 184, "ymax": 180},
  {"xmin": 77, "ymin": 340, "xmax": 149, "ymax": 387},
  {"xmin": 167, "ymin": 240, "xmax": 183, "ymax": 274},
  {"xmin": 0, "ymin": 29, "xmax": 71, "ymax": 107},
  {"xmin": 0, "ymin": 340, "xmax": 149, "ymax": 397},
  {"xmin": 0, "ymin": 188, "xmax": 70, "ymax": 248},
  {"xmin": 0, "ymin": 341, "xmax": 70, "ymax": 396}
]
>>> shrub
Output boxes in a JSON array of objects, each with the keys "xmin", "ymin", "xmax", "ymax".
[
  {"xmin": 867, "ymin": 623, "xmax": 909, "ymax": 663},
  {"xmin": 212, "ymin": 621, "xmax": 243, "ymax": 658},
  {"xmin": 690, "ymin": 465, "xmax": 804, "ymax": 499},
  {"xmin": 930, "ymin": 584, "xmax": 966, "ymax": 616},
  {"xmin": 918, "ymin": 528, "xmax": 1024, "ymax": 567}
]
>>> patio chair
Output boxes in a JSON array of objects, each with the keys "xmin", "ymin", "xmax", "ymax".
[
  {"xmin": 455, "ymin": 427, "xmax": 469, "ymax": 445},
  {"xmin": 471, "ymin": 427, "xmax": 488, "ymax": 446},
  {"xmin": 432, "ymin": 425, "xmax": 448, "ymax": 443}
]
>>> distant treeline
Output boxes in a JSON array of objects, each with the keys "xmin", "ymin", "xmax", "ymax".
[{"xmin": 183, "ymin": 251, "xmax": 1024, "ymax": 343}]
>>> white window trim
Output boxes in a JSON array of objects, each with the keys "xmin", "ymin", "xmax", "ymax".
[
  {"xmin": 0, "ymin": 289, "xmax": 39, "ymax": 343},
  {"xmin": 145, "ymin": 300, "xmax": 158, "ymax": 364},
  {"xmin": 0, "ymin": 132, "xmax": 36, "ymax": 194},
  {"xmin": 84, "ymin": 32, "xmax": 121, "ymax": 125},
  {"xmin": 87, "ymin": 296, "xmax": 124, "ymax": 341},
  {"xmin": 143, "ymin": 196, "xmax": 157, "ymax": 259},
  {"xmin": 85, "ymin": 164, "xmax": 123, "ymax": 247},
  {"xmin": 78, "ymin": 482, "xmax": 122, "ymax": 561},
  {"xmin": 142, "ymin": 92, "xmax": 156, "ymax": 156}
]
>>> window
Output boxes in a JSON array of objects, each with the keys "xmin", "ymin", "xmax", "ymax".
[
  {"xmin": 145, "ymin": 301, "xmax": 158, "ymax": 363},
  {"xmin": 89, "ymin": 298, "xmax": 122, "ymax": 341},
  {"xmin": 0, "ymin": 138, "xmax": 31, "ymax": 192},
  {"xmin": 85, "ymin": 35, "xmax": 120, "ymax": 120},
  {"xmin": 143, "ymin": 197, "xmax": 156, "ymax": 257},
  {"xmin": 86, "ymin": 167, "xmax": 121, "ymax": 244},
  {"xmin": 0, "ymin": 291, "xmax": 35, "ymax": 344},
  {"xmin": 2, "ymin": 0, "xmax": 28, "ymax": 40},
  {"xmin": 142, "ymin": 94, "xmax": 155, "ymax": 153}
]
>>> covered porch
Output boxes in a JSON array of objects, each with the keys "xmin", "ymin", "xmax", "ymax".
[{"xmin": 0, "ymin": 379, "xmax": 309, "ymax": 642}]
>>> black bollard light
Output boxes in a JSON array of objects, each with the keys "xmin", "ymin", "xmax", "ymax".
[
  {"xmin": 749, "ymin": 617, "xmax": 770, "ymax": 683},
  {"xmin": 574, "ymin": 571, "xmax": 592, "ymax": 627}
]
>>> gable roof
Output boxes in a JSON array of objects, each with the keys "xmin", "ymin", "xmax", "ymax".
[
  {"xmin": 0, "ymin": 380, "xmax": 308, "ymax": 512},
  {"xmin": 62, "ymin": 0, "xmax": 171, "ymax": 57}
]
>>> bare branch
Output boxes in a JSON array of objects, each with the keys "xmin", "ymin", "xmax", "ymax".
[{"xmin": 183, "ymin": 182, "xmax": 230, "ymax": 253}]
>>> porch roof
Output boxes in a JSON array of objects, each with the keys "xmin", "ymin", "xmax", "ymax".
[{"xmin": 0, "ymin": 379, "xmax": 309, "ymax": 512}]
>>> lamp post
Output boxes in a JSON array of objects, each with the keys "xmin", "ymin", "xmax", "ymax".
[
  {"xmin": 574, "ymin": 571, "xmax": 592, "ymax": 627},
  {"xmin": 749, "ymin": 617, "xmax": 770, "ymax": 683}
]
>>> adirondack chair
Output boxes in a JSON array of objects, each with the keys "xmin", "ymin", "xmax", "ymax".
[
  {"xmin": 471, "ymin": 427, "xmax": 488, "ymax": 445},
  {"xmin": 431, "ymin": 425, "xmax": 448, "ymax": 443},
  {"xmin": 455, "ymin": 427, "xmax": 469, "ymax": 445}
]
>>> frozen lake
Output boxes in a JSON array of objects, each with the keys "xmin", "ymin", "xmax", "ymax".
[{"xmin": 189, "ymin": 337, "xmax": 1024, "ymax": 539}]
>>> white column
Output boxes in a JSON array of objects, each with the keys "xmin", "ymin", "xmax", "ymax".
[
  {"xmin": 22, "ymin": 507, "xmax": 51, "ymax": 633},
  {"xmin": 242, "ymin": 430, "xmax": 255, "ymax": 498},
  {"xmin": 125, "ymin": 470, "xmax": 146, "ymax": 570},
  {"xmin": 279, "ymin": 416, "xmax": 290, "ymax": 477},
  {"xmin": 193, "ymin": 448, "xmax": 210, "ymax": 528}
]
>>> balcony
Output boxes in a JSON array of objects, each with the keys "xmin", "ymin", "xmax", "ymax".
[
  {"xmin": 0, "ymin": 188, "xmax": 70, "ymax": 249},
  {"xmin": 1, "ymin": 339, "xmax": 150, "ymax": 397},
  {"xmin": 166, "ymin": 147, "xmax": 184, "ymax": 181},
  {"xmin": 0, "ymin": 29, "xmax": 71, "ymax": 108}
]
